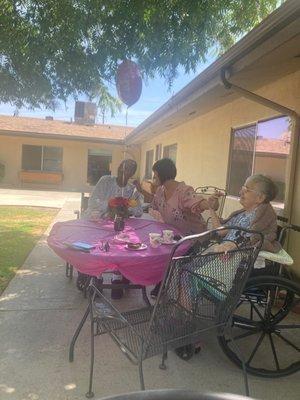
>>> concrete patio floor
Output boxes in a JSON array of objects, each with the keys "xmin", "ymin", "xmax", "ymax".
[
  {"xmin": 0, "ymin": 192, "xmax": 299, "ymax": 400},
  {"xmin": 0, "ymin": 188, "xmax": 81, "ymax": 208}
]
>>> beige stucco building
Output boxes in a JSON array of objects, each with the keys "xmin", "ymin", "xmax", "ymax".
[
  {"xmin": 125, "ymin": 0, "xmax": 300, "ymax": 272},
  {"xmin": 0, "ymin": 116, "xmax": 133, "ymax": 192}
]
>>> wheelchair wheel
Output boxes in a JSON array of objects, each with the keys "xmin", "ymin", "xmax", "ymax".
[{"xmin": 218, "ymin": 275, "xmax": 300, "ymax": 378}]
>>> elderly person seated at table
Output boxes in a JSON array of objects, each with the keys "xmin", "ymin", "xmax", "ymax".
[
  {"xmin": 209, "ymin": 174, "xmax": 280, "ymax": 253},
  {"xmin": 84, "ymin": 159, "xmax": 143, "ymax": 220},
  {"xmin": 149, "ymin": 158, "xmax": 219, "ymax": 235},
  {"xmin": 148, "ymin": 158, "xmax": 219, "ymax": 298},
  {"xmin": 175, "ymin": 174, "xmax": 280, "ymax": 359},
  {"xmin": 82, "ymin": 159, "xmax": 143, "ymax": 299}
]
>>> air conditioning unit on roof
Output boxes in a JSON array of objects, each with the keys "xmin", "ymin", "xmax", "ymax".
[{"xmin": 74, "ymin": 101, "xmax": 97, "ymax": 125}]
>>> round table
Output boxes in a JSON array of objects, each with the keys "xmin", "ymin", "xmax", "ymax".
[{"xmin": 47, "ymin": 218, "xmax": 185, "ymax": 286}]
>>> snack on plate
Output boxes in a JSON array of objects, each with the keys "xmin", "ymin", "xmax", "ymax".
[{"xmin": 127, "ymin": 242, "xmax": 142, "ymax": 249}]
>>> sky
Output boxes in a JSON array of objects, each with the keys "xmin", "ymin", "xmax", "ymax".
[
  {"xmin": 0, "ymin": 58, "xmax": 215, "ymax": 128},
  {"xmin": 257, "ymin": 116, "xmax": 290, "ymax": 139}
]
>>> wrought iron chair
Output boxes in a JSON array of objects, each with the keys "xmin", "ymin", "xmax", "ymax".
[
  {"xmin": 99, "ymin": 389, "xmax": 259, "ymax": 400},
  {"xmin": 69, "ymin": 226, "xmax": 263, "ymax": 398},
  {"xmin": 194, "ymin": 186, "xmax": 227, "ymax": 219}
]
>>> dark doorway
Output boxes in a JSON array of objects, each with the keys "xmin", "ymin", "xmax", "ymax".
[{"xmin": 87, "ymin": 152, "xmax": 112, "ymax": 185}]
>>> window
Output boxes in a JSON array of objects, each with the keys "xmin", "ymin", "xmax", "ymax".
[
  {"xmin": 22, "ymin": 145, "xmax": 63, "ymax": 172},
  {"xmin": 155, "ymin": 144, "xmax": 162, "ymax": 161},
  {"xmin": 87, "ymin": 149, "xmax": 112, "ymax": 185},
  {"xmin": 163, "ymin": 144, "xmax": 177, "ymax": 164},
  {"xmin": 227, "ymin": 116, "xmax": 291, "ymax": 202},
  {"xmin": 145, "ymin": 149, "xmax": 154, "ymax": 179}
]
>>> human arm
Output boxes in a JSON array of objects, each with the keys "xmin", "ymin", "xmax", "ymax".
[
  {"xmin": 148, "ymin": 188, "xmax": 165, "ymax": 222},
  {"xmin": 128, "ymin": 188, "xmax": 144, "ymax": 217},
  {"xmin": 132, "ymin": 179, "xmax": 154, "ymax": 203},
  {"xmin": 84, "ymin": 176, "xmax": 109, "ymax": 219}
]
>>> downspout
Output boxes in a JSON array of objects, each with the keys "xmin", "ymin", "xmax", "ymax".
[{"xmin": 221, "ymin": 68, "xmax": 300, "ymax": 224}]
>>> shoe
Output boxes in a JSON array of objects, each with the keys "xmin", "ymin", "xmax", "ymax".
[
  {"xmin": 111, "ymin": 277, "xmax": 124, "ymax": 299},
  {"xmin": 175, "ymin": 344, "xmax": 195, "ymax": 361},
  {"xmin": 94, "ymin": 276, "xmax": 103, "ymax": 293},
  {"xmin": 76, "ymin": 272, "xmax": 90, "ymax": 291},
  {"xmin": 150, "ymin": 282, "xmax": 161, "ymax": 299}
]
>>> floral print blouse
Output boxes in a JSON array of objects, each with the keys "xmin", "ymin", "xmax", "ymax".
[
  {"xmin": 150, "ymin": 182, "xmax": 207, "ymax": 234},
  {"xmin": 224, "ymin": 209, "xmax": 256, "ymax": 242}
]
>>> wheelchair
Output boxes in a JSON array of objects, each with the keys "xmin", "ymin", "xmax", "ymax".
[{"xmin": 218, "ymin": 220, "xmax": 300, "ymax": 378}]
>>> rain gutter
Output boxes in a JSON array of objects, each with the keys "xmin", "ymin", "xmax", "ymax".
[{"xmin": 221, "ymin": 68, "xmax": 299, "ymax": 223}]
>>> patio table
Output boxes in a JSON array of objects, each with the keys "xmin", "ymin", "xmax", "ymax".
[{"xmin": 47, "ymin": 218, "xmax": 186, "ymax": 286}]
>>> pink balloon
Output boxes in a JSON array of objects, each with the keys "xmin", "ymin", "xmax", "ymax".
[{"xmin": 116, "ymin": 60, "xmax": 142, "ymax": 107}]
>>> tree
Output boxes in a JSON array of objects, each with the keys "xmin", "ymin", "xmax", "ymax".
[
  {"xmin": 0, "ymin": 0, "xmax": 280, "ymax": 109},
  {"xmin": 89, "ymin": 83, "xmax": 122, "ymax": 124}
]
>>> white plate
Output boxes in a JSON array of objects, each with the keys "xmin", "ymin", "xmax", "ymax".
[
  {"xmin": 161, "ymin": 240, "xmax": 177, "ymax": 245},
  {"xmin": 114, "ymin": 234, "xmax": 130, "ymax": 243},
  {"xmin": 125, "ymin": 243, "xmax": 147, "ymax": 251}
]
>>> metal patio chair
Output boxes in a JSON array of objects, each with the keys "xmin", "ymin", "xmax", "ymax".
[
  {"xmin": 194, "ymin": 186, "xmax": 227, "ymax": 218},
  {"xmin": 99, "ymin": 389, "xmax": 259, "ymax": 400},
  {"xmin": 69, "ymin": 226, "xmax": 263, "ymax": 398}
]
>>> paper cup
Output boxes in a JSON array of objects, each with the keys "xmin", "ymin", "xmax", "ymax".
[
  {"xmin": 162, "ymin": 230, "xmax": 174, "ymax": 243},
  {"xmin": 149, "ymin": 233, "xmax": 162, "ymax": 248}
]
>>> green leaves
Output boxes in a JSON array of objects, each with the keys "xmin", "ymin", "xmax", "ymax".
[{"xmin": 0, "ymin": 0, "xmax": 280, "ymax": 109}]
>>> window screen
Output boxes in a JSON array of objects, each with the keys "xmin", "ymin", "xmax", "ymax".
[
  {"xmin": 227, "ymin": 125, "xmax": 256, "ymax": 196},
  {"xmin": 155, "ymin": 144, "xmax": 162, "ymax": 161},
  {"xmin": 163, "ymin": 144, "xmax": 177, "ymax": 164},
  {"xmin": 145, "ymin": 150, "xmax": 154, "ymax": 180},
  {"xmin": 22, "ymin": 145, "xmax": 63, "ymax": 172},
  {"xmin": 22, "ymin": 145, "xmax": 42, "ymax": 171},
  {"xmin": 43, "ymin": 146, "xmax": 63, "ymax": 171}
]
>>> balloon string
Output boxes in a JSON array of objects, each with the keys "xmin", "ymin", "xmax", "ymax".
[{"xmin": 121, "ymin": 106, "xmax": 129, "ymax": 198}]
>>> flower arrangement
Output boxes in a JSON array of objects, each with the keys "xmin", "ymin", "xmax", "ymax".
[{"xmin": 107, "ymin": 197, "xmax": 137, "ymax": 219}]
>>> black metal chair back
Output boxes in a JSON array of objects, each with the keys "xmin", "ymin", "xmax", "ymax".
[
  {"xmin": 75, "ymin": 226, "xmax": 263, "ymax": 397},
  {"xmin": 194, "ymin": 186, "xmax": 227, "ymax": 218}
]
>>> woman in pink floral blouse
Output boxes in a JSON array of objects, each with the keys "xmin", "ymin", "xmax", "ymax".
[{"xmin": 149, "ymin": 158, "xmax": 217, "ymax": 235}]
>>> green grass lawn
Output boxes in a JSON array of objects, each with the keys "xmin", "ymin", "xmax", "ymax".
[{"xmin": 0, "ymin": 206, "xmax": 58, "ymax": 294}]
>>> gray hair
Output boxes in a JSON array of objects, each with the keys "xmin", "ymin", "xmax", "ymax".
[{"xmin": 248, "ymin": 174, "xmax": 278, "ymax": 203}]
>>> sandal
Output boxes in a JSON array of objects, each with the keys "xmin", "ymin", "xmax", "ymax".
[
  {"xmin": 175, "ymin": 342, "xmax": 202, "ymax": 360},
  {"xmin": 150, "ymin": 282, "xmax": 161, "ymax": 299},
  {"xmin": 76, "ymin": 272, "xmax": 90, "ymax": 291},
  {"xmin": 174, "ymin": 344, "xmax": 195, "ymax": 361}
]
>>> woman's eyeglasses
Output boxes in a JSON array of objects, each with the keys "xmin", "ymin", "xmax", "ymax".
[{"xmin": 241, "ymin": 185, "xmax": 260, "ymax": 194}]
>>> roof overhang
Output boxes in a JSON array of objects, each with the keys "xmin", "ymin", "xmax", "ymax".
[
  {"xmin": 0, "ymin": 130, "xmax": 125, "ymax": 145},
  {"xmin": 125, "ymin": 0, "xmax": 300, "ymax": 145}
]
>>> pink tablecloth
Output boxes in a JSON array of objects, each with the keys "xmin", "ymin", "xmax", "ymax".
[{"xmin": 47, "ymin": 218, "xmax": 187, "ymax": 285}]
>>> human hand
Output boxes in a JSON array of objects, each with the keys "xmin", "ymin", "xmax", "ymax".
[
  {"xmin": 208, "ymin": 196, "xmax": 219, "ymax": 210},
  {"xmin": 149, "ymin": 208, "xmax": 164, "ymax": 222},
  {"xmin": 208, "ymin": 190, "xmax": 223, "ymax": 210},
  {"xmin": 132, "ymin": 179, "xmax": 143, "ymax": 193},
  {"xmin": 191, "ymin": 199, "xmax": 210, "ymax": 214}
]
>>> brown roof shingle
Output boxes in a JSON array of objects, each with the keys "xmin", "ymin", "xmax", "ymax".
[{"xmin": 0, "ymin": 115, "xmax": 133, "ymax": 142}]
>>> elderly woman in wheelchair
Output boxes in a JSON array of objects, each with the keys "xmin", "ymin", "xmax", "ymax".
[
  {"xmin": 176, "ymin": 175, "xmax": 299, "ymax": 379},
  {"xmin": 209, "ymin": 174, "xmax": 280, "ymax": 254},
  {"xmin": 176, "ymin": 174, "xmax": 282, "ymax": 358}
]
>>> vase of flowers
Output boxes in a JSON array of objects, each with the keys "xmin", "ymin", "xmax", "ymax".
[{"xmin": 108, "ymin": 197, "xmax": 137, "ymax": 232}]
